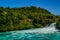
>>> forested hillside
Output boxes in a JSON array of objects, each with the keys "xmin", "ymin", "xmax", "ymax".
[{"xmin": 0, "ymin": 6, "xmax": 59, "ymax": 32}]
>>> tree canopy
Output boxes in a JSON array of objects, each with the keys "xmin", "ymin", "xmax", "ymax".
[{"xmin": 0, "ymin": 6, "xmax": 59, "ymax": 32}]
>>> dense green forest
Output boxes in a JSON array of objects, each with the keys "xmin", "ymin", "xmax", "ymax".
[{"xmin": 0, "ymin": 6, "xmax": 60, "ymax": 32}]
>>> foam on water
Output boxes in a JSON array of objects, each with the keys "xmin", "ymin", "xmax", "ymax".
[
  {"xmin": 0, "ymin": 23, "xmax": 60, "ymax": 40},
  {"xmin": 11, "ymin": 23, "xmax": 58, "ymax": 34}
]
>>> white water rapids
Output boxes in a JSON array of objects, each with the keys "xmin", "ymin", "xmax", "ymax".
[
  {"xmin": 0, "ymin": 22, "xmax": 60, "ymax": 40},
  {"xmin": 11, "ymin": 22, "xmax": 58, "ymax": 34}
]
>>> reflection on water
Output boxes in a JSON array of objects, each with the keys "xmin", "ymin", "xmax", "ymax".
[{"xmin": 0, "ymin": 23, "xmax": 60, "ymax": 40}]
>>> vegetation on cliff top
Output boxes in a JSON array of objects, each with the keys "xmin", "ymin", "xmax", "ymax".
[{"xmin": 0, "ymin": 6, "xmax": 59, "ymax": 32}]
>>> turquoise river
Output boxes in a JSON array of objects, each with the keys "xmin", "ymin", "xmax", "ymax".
[{"xmin": 0, "ymin": 23, "xmax": 60, "ymax": 40}]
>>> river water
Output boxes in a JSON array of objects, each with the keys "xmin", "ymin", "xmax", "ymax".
[{"xmin": 0, "ymin": 23, "xmax": 60, "ymax": 40}]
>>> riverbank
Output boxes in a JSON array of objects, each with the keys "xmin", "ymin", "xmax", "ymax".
[{"xmin": 0, "ymin": 23, "xmax": 60, "ymax": 40}]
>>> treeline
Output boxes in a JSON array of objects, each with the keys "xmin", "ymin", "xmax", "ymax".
[{"xmin": 0, "ymin": 6, "xmax": 58, "ymax": 32}]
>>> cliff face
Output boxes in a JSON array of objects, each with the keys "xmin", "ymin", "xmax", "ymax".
[
  {"xmin": 0, "ymin": 6, "xmax": 59, "ymax": 32},
  {"xmin": 55, "ymin": 15, "xmax": 60, "ymax": 29}
]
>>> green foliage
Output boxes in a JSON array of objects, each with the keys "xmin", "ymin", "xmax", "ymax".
[
  {"xmin": 0, "ymin": 6, "xmax": 58, "ymax": 32},
  {"xmin": 56, "ymin": 22, "xmax": 60, "ymax": 29},
  {"xmin": 18, "ymin": 20, "xmax": 34, "ymax": 30},
  {"xmin": 56, "ymin": 18, "xmax": 60, "ymax": 29}
]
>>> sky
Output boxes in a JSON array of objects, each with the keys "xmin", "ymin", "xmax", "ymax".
[{"xmin": 0, "ymin": 0, "xmax": 60, "ymax": 15}]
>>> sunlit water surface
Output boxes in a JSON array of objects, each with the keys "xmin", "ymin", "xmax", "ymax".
[{"xmin": 0, "ymin": 23, "xmax": 60, "ymax": 40}]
